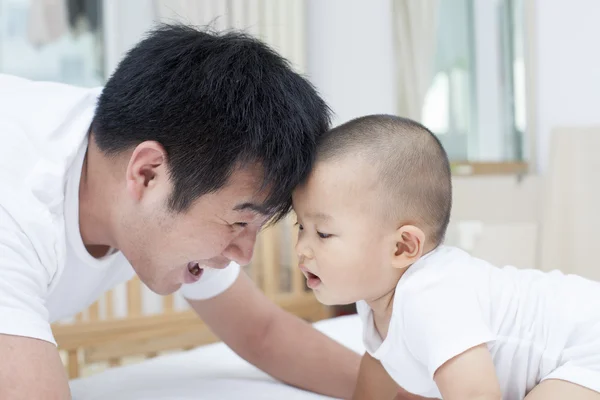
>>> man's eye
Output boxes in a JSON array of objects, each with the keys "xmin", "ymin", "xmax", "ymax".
[
  {"xmin": 233, "ymin": 222, "xmax": 248, "ymax": 228},
  {"xmin": 317, "ymin": 231, "xmax": 332, "ymax": 239}
]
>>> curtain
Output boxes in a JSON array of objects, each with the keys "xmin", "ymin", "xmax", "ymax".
[{"xmin": 392, "ymin": 0, "xmax": 439, "ymax": 120}]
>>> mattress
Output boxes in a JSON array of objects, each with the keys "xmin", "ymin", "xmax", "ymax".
[{"xmin": 70, "ymin": 314, "xmax": 364, "ymax": 400}]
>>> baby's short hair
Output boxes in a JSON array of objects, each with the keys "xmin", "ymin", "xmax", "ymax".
[{"xmin": 316, "ymin": 114, "xmax": 452, "ymax": 245}]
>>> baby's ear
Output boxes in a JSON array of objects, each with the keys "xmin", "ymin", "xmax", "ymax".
[{"xmin": 391, "ymin": 225, "xmax": 426, "ymax": 269}]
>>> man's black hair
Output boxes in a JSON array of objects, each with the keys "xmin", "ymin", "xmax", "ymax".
[{"xmin": 92, "ymin": 24, "xmax": 331, "ymax": 221}]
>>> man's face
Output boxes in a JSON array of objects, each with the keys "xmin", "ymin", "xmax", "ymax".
[{"xmin": 116, "ymin": 147, "xmax": 271, "ymax": 295}]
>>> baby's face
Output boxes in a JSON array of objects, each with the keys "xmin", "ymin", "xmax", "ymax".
[{"xmin": 292, "ymin": 157, "xmax": 403, "ymax": 306}]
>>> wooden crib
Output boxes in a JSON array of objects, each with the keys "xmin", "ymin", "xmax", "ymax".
[{"xmin": 51, "ymin": 214, "xmax": 331, "ymax": 379}]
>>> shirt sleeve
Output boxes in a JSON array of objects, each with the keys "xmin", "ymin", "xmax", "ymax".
[
  {"xmin": 178, "ymin": 262, "xmax": 241, "ymax": 300},
  {"xmin": 400, "ymin": 276, "xmax": 496, "ymax": 378},
  {"xmin": 0, "ymin": 210, "xmax": 55, "ymax": 345}
]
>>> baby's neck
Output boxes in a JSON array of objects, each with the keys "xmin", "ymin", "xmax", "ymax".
[{"xmin": 366, "ymin": 288, "xmax": 396, "ymax": 341}]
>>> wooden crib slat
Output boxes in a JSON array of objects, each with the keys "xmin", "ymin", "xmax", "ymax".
[
  {"xmin": 88, "ymin": 301, "xmax": 100, "ymax": 321},
  {"xmin": 105, "ymin": 290, "xmax": 114, "ymax": 319},
  {"xmin": 250, "ymin": 234, "xmax": 263, "ymax": 286},
  {"xmin": 260, "ymin": 226, "xmax": 280, "ymax": 296},
  {"xmin": 127, "ymin": 278, "xmax": 142, "ymax": 317},
  {"xmin": 163, "ymin": 295, "xmax": 175, "ymax": 314},
  {"xmin": 289, "ymin": 217, "xmax": 304, "ymax": 294},
  {"xmin": 108, "ymin": 358, "xmax": 121, "ymax": 367},
  {"xmin": 68, "ymin": 350, "xmax": 79, "ymax": 379}
]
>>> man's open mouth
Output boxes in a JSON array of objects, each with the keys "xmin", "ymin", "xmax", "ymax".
[{"xmin": 185, "ymin": 262, "xmax": 205, "ymax": 283}]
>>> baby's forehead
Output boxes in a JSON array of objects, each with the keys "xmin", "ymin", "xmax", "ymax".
[
  {"xmin": 314, "ymin": 157, "xmax": 378, "ymax": 186},
  {"xmin": 294, "ymin": 158, "xmax": 380, "ymax": 206}
]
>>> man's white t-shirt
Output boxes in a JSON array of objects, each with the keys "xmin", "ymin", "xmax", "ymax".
[
  {"xmin": 356, "ymin": 246, "xmax": 600, "ymax": 399},
  {"xmin": 0, "ymin": 74, "xmax": 240, "ymax": 345}
]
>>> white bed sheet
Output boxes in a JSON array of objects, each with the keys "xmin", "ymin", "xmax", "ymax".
[{"xmin": 70, "ymin": 315, "xmax": 364, "ymax": 400}]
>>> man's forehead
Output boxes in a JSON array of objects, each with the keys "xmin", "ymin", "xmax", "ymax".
[{"xmin": 226, "ymin": 164, "xmax": 266, "ymax": 190}]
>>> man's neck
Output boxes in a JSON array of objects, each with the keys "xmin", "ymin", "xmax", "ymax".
[{"xmin": 78, "ymin": 136, "xmax": 117, "ymax": 255}]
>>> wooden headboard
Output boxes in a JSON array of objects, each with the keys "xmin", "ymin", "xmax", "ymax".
[{"xmin": 51, "ymin": 214, "xmax": 331, "ymax": 379}]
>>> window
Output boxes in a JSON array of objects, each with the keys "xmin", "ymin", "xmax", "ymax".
[
  {"xmin": 0, "ymin": 0, "xmax": 104, "ymax": 86},
  {"xmin": 421, "ymin": 0, "xmax": 526, "ymax": 164}
]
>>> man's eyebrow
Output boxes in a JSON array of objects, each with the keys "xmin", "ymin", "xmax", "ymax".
[{"xmin": 233, "ymin": 202, "xmax": 271, "ymax": 215}]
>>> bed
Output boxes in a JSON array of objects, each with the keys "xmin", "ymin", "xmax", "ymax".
[{"xmin": 69, "ymin": 315, "xmax": 363, "ymax": 400}]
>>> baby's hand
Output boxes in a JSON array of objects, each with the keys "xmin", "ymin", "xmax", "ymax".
[{"xmin": 433, "ymin": 344, "xmax": 501, "ymax": 400}]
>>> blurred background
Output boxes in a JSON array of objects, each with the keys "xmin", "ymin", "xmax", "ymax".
[
  {"xmin": 3, "ymin": 0, "xmax": 599, "ymax": 291},
  {"xmin": 3, "ymin": 0, "xmax": 600, "ymax": 386},
  {"xmin": 3, "ymin": 0, "xmax": 600, "ymax": 297},
  {"xmin": 1, "ymin": 0, "xmax": 531, "ymax": 165}
]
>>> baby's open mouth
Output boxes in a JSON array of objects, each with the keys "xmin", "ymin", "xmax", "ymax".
[{"xmin": 300, "ymin": 266, "xmax": 322, "ymax": 289}]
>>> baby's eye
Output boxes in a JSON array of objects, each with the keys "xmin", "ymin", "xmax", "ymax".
[
  {"xmin": 295, "ymin": 222, "xmax": 304, "ymax": 231},
  {"xmin": 317, "ymin": 231, "xmax": 332, "ymax": 239}
]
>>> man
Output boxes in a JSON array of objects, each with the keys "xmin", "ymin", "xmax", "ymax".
[{"xmin": 0, "ymin": 24, "xmax": 360, "ymax": 399}]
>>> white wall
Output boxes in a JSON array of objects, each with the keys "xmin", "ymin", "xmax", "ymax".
[
  {"xmin": 535, "ymin": 0, "xmax": 600, "ymax": 171},
  {"xmin": 305, "ymin": 0, "xmax": 397, "ymax": 127}
]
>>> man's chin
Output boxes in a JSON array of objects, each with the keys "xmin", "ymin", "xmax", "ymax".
[
  {"xmin": 141, "ymin": 279, "xmax": 181, "ymax": 296},
  {"xmin": 153, "ymin": 285, "xmax": 180, "ymax": 296}
]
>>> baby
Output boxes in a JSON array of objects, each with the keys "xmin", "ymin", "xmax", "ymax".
[{"xmin": 292, "ymin": 115, "xmax": 600, "ymax": 400}]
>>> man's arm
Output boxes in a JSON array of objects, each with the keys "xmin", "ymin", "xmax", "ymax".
[
  {"xmin": 0, "ymin": 217, "xmax": 71, "ymax": 399},
  {"xmin": 0, "ymin": 334, "xmax": 71, "ymax": 400},
  {"xmin": 187, "ymin": 271, "xmax": 361, "ymax": 399},
  {"xmin": 352, "ymin": 352, "xmax": 399, "ymax": 400}
]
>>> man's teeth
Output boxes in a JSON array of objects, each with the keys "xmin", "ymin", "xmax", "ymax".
[{"xmin": 188, "ymin": 264, "xmax": 203, "ymax": 276}]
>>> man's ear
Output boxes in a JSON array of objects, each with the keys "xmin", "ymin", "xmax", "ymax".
[
  {"xmin": 125, "ymin": 141, "xmax": 168, "ymax": 202},
  {"xmin": 390, "ymin": 225, "xmax": 426, "ymax": 269}
]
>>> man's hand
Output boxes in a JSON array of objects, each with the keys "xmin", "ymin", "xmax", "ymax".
[
  {"xmin": 0, "ymin": 334, "xmax": 71, "ymax": 400},
  {"xmin": 433, "ymin": 344, "xmax": 502, "ymax": 400},
  {"xmin": 188, "ymin": 271, "xmax": 360, "ymax": 399}
]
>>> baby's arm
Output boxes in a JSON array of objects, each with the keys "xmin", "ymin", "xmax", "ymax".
[
  {"xmin": 353, "ymin": 352, "xmax": 435, "ymax": 400},
  {"xmin": 433, "ymin": 344, "xmax": 502, "ymax": 400},
  {"xmin": 352, "ymin": 352, "xmax": 399, "ymax": 399}
]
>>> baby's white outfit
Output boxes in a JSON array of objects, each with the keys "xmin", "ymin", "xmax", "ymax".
[{"xmin": 356, "ymin": 246, "xmax": 600, "ymax": 399}]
